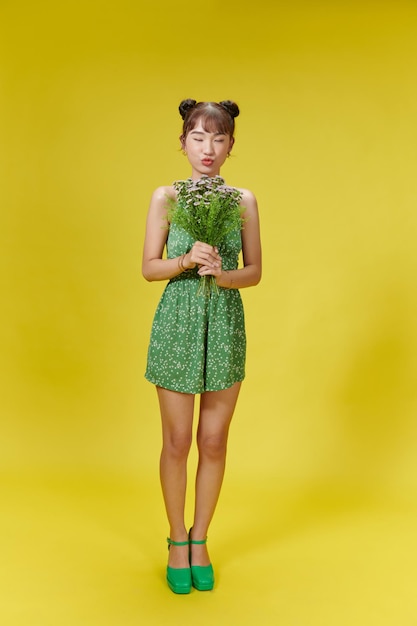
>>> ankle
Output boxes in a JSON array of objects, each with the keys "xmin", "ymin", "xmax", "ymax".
[
  {"xmin": 189, "ymin": 527, "xmax": 208, "ymax": 542},
  {"xmin": 169, "ymin": 529, "xmax": 188, "ymax": 543}
]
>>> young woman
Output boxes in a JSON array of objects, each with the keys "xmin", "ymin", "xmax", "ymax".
[{"xmin": 142, "ymin": 99, "xmax": 262, "ymax": 594}]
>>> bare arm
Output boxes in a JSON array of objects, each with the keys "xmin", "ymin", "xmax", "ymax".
[
  {"xmin": 142, "ymin": 186, "xmax": 222, "ymax": 282},
  {"xmin": 197, "ymin": 188, "xmax": 262, "ymax": 289}
]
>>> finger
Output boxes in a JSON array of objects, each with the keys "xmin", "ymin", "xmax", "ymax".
[
  {"xmin": 195, "ymin": 242, "xmax": 220, "ymax": 258},
  {"xmin": 200, "ymin": 253, "xmax": 221, "ymax": 267},
  {"xmin": 198, "ymin": 265, "xmax": 222, "ymax": 277}
]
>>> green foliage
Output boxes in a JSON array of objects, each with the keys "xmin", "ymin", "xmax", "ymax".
[
  {"xmin": 167, "ymin": 176, "xmax": 245, "ymax": 296},
  {"xmin": 168, "ymin": 175, "xmax": 244, "ymax": 245}
]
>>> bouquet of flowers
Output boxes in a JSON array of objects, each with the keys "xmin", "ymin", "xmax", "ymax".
[{"xmin": 168, "ymin": 175, "xmax": 244, "ymax": 296}]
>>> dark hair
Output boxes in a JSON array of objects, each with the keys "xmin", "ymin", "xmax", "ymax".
[{"xmin": 179, "ymin": 99, "xmax": 240, "ymax": 142}]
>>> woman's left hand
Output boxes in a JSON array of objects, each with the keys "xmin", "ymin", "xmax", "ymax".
[{"xmin": 197, "ymin": 249, "xmax": 222, "ymax": 277}]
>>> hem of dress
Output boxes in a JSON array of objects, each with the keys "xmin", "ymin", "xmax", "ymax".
[{"xmin": 144, "ymin": 374, "xmax": 245, "ymax": 395}]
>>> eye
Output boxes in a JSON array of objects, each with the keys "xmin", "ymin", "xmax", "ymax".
[
  {"xmin": 193, "ymin": 138, "xmax": 203, "ymax": 142},
  {"xmin": 215, "ymin": 138, "xmax": 225, "ymax": 143}
]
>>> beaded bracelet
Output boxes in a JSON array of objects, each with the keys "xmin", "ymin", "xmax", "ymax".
[{"xmin": 178, "ymin": 254, "xmax": 186, "ymax": 272}]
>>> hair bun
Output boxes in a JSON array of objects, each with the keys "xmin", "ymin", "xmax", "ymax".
[
  {"xmin": 179, "ymin": 99, "xmax": 197, "ymax": 120},
  {"xmin": 219, "ymin": 100, "xmax": 240, "ymax": 119}
]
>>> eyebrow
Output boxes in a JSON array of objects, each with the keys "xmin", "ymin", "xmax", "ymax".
[{"xmin": 190, "ymin": 130, "xmax": 226, "ymax": 136}]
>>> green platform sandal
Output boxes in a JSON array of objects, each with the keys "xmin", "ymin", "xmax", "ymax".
[
  {"xmin": 166, "ymin": 538, "xmax": 192, "ymax": 594},
  {"xmin": 189, "ymin": 530, "xmax": 214, "ymax": 591}
]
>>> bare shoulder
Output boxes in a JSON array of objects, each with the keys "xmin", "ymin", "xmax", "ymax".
[
  {"xmin": 148, "ymin": 185, "xmax": 176, "ymax": 218},
  {"xmin": 236, "ymin": 187, "xmax": 259, "ymax": 217},
  {"xmin": 151, "ymin": 185, "xmax": 176, "ymax": 204}
]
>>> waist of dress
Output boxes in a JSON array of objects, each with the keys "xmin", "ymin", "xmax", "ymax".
[
  {"xmin": 169, "ymin": 265, "xmax": 238, "ymax": 284},
  {"xmin": 169, "ymin": 269, "xmax": 201, "ymax": 283}
]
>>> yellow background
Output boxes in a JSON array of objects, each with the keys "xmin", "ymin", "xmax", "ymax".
[{"xmin": 1, "ymin": 1, "xmax": 417, "ymax": 624}]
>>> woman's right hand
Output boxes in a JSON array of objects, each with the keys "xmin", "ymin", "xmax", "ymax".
[{"xmin": 184, "ymin": 242, "xmax": 221, "ymax": 270}]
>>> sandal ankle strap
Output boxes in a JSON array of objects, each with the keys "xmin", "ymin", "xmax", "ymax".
[
  {"xmin": 189, "ymin": 537, "xmax": 207, "ymax": 545},
  {"xmin": 167, "ymin": 538, "xmax": 190, "ymax": 547}
]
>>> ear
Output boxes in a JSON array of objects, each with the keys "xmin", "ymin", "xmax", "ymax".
[
  {"xmin": 179, "ymin": 134, "xmax": 186, "ymax": 151},
  {"xmin": 228, "ymin": 137, "xmax": 235, "ymax": 153}
]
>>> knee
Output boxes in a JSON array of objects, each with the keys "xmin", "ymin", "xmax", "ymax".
[
  {"xmin": 163, "ymin": 431, "xmax": 192, "ymax": 460},
  {"xmin": 197, "ymin": 433, "xmax": 227, "ymax": 460}
]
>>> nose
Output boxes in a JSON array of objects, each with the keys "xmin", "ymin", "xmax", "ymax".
[{"xmin": 203, "ymin": 140, "xmax": 214, "ymax": 155}]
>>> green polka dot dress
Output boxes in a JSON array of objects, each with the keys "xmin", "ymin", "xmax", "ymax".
[{"xmin": 145, "ymin": 184, "xmax": 246, "ymax": 394}]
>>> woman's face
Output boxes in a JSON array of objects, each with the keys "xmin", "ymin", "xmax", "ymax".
[{"xmin": 183, "ymin": 118, "xmax": 234, "ymax": 180}]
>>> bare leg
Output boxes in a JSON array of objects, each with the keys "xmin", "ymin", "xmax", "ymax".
[
  {"xmin": 157, "ymin": 386, "xmax": 195, "ymax": 569},
  {"xmin": 191, "ymin": 382, "xmax": 241, "ymax": 566}
]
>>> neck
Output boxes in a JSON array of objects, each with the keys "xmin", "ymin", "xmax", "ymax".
[{"xmin": 190, "ymin": 168, "xmax": 221, "ymax": 181}]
